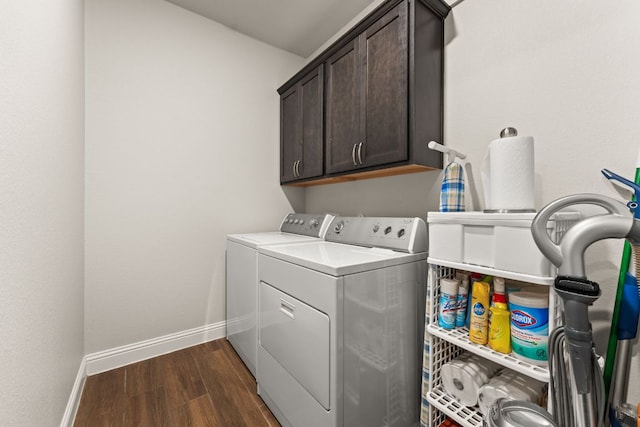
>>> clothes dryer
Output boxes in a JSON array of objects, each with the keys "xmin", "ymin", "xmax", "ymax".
[
  {"xmin": 257, "ymin": 216, "xmax": 428, "ymax": 427},
  {"xmin": 225, "ymin": 213, "xmax": 333, "ymax": 377}
]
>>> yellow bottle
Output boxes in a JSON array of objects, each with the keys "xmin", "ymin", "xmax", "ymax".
[
  {"xmin": 488, "ymin": 277, "xmax": 511, "ymax": 354},
  {"xmin": 469, "ymin": 281, "xmax": 490, "ymax": 345}
]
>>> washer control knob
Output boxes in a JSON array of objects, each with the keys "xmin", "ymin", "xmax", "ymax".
[
  {"xmin": 299, "ymin": 220, "xmax": 305, "ymax": 225},
  {"xmin": 372, "ymin": 224, "xmax": 380, "ymax": 233},
  {"xmin": 397, "ymin": 228, "xmax": 405, "ymax": 238},
  {"xmin": 310, "ymin": 218, "xmax": 319, "ymax": 229},
  {"xmin": 384, "ymin": 226, "xmax": 392, "ymax": 235},
  {"xmin": 334, "ymin": 221, "xmax": 345, "ymax": 234}
]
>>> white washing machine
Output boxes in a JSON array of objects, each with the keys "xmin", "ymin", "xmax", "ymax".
[
  {"xmin": 257, "ymin": 216, "xmax": 428, "ymax": 427},
  {"xmin": 226, "ymin": 213, "xmax": 334, "ymax": 377}
]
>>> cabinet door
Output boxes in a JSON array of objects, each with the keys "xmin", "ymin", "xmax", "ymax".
[
  {"xmin": 361, "ymin": 2, "xmax": 408, "ymax": 167},
  {"xmin": 280, "ymin": 85, "xmax": 301, "ymax": 183},
  {"xmin": 326, "ymin": 39, "xmax": 361, "ymax": 174},
  {"xmin": 298, "ymin": 65, "xmax": 324, "ymax": 180}
]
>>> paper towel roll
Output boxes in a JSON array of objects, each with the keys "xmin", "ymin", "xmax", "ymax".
[
  {"xmin": 482, "ymin": 134, "xmax": 535, "ymax": 211},
  {"xmin": 441, "ymin": 354, "xmax": 501, "ymax": 406},
  {"xmin": 477, "ymin": 368, "xmax": 544, "ymax": 415}
]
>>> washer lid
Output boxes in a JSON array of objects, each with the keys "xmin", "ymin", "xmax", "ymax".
[
  {"xmin": 227, "ymin": 232, "xmax": 319, "ymax": 249},
  {"xmin": 259, "ymin": 241, "xmax": 426, "ymax": 276}
]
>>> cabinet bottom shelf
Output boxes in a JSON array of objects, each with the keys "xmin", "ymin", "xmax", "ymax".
[{"xmin": 427, "ymin": 387, "xmax": 483, "ymax": 427}]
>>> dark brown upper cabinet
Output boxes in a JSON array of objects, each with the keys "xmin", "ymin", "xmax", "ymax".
[
  {"xmin": 278, "ymin": 0, "xmax": 450, "ymax": 186},
  {"xmin": 327, "ymin": 2, "xmax": 408, "ymax": 174},
  {"xmin": 280, "ymin": 65, "xmax": 324, "ymax": 184}
]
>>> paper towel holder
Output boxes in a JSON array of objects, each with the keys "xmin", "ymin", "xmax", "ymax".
[
  {"xmin": 483, "ymin": 127, "xmax": 537, "ymax": 214},
  {"xmin": 500, "ymin": 127, "xmax": 518, "ymax": 138}
]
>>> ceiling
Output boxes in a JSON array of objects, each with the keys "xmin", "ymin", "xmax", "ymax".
[{"xmin": 165, "ymin": 0, "xmax": 377, "ymax": 57}]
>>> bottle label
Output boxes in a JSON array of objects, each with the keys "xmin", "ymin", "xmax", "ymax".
[
  {"xmin": 438, "ymin": 293, "xmax": 457, "ymax": 329},
  {"xmin": 509, "ymin": 304, "xmax": 549, "ymax": 362},
  {"xmin": 455, "ymin": 293, "xmax": 467, "ymax": 327}
]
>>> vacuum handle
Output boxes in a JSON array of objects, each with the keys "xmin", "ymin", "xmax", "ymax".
[{"xmin": 531, "ymin": 193, "xmax": 631, "ymax": 268}]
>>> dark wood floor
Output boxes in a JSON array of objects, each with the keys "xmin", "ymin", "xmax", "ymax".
[{"xmin": 74, "ymin": 338, "xmax": 280, "ymax": 426}]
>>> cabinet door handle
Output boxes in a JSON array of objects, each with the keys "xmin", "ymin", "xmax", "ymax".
[
  {"xmin": 297, "ymin": 160, "xmax": 303, "ymax": 176},
  {"xmin": 292, "ymin": 161, "xmax": 298, "ymax": 177},
  {"xmin": 351, "ymin": 143, "xmax": 358, "ymax": 166},
  {"xmin": 357, "ymin": 142, "xmax": 364, "ymax": 165},
  {"xmin": 295, "ymin": 160, "xmax": 300, "ymax": 177}
]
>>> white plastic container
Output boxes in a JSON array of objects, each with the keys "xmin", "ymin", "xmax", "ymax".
[
  {"xmin": 427, "ymin": 212, "xmax": 580, "ymax": 277},
  {"xmin": 509, "ymin": 291, "xmax": 549, "ymax": 365}
]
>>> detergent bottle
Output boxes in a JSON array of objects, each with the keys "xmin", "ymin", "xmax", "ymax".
[{"xmin": 488, "ymin": 277, "xmax": 511, "ymax": 354}]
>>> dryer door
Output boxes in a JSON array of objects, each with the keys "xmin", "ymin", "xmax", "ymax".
[{"xmin": 259, "ymin": 281, "xmax": 330, "ymax": 410}]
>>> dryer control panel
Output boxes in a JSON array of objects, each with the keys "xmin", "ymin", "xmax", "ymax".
[
  {"xmin": 279, "ymin": 213, "xmax": 334, "ymax": 238},
  {"xmin": 325, "ymin": 216, "xmax": 428, "ymax": 253}
]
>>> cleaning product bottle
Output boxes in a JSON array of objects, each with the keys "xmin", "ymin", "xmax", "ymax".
[
  {"xmin": 455, "ymin": 273, "xmax": 469, "ymax": 328},
  {"xmin": 466, "ymin": 272, "xmax": 484, "ymax": 328},
  {"xmin": 469, "ymin": 281, "xmax": 490, "ymax": 344},
  {"xmin": 488, "ymin": 277, "xmax": 511, "ymax": 353},
  {"xmin": 438, "ymin": 278, "xmax": 459, "ymax": 329}
]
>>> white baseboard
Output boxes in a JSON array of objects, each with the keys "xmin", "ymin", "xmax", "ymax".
[
  {"xmin": 85, "ymin": 320, "xmax": 226, "ymax": 375},
  {"xmin": 60, "ymin": 357, "xmax": 86, "ymax": 427}
]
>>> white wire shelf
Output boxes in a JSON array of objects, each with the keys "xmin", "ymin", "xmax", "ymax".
[
  {"xmin": 427, "ymin": 257, "xmax": 556, "ymax": 286},
  {"xmin": 427, "ymin": 386, "xmax": 483, "ymax": 427},
  {"xmin": 426, "ymin": 324, "xmax": 550, "ymax": 382}
]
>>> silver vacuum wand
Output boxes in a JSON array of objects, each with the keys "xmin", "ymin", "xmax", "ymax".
[{"xmin": 531, "ymin": 193, "xmax": 636, "ymax": 427}]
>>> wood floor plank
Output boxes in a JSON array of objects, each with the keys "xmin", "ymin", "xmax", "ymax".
[
  {"xmin": 125, "ymin": 358, "xmax": 158, "ymax": 398},
  {"xmin": 74, "ymin": 367, "xmax": 126, "ymax": 427},
  {"xmin": 156, "ymin": 348, "xmax": 208, "ymax": 407},
  {"xmin": 124, "ymin": 387, "xmax": 169, "ymax": 427},
  {"xmin": 168, "ymin": 395, "xmax": 221, "ymax": 426},
  {"xmin": 197, "ymin": 348, "xmax": 271, "ymax": 426},
  {"xmin": 260, "ymin": 403, "xmax": 281, "ymax": 426},
  {"xmin": 73, "ymin": 339, "xmax": 280, "ymax": 427},
  {"xmin": 218, "ymin": 339, "xmax": 261, "ymax": 399}
]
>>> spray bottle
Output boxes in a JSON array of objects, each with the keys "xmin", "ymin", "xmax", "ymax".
[
  {"xmin": 456, "ymin": 273, "xmax": 470, "ymax": 328},
  {"xmin": 488, "ymin": 277, "xmax": 511, "ymax": 354},
  {"xmin": 439, "ymin": 278, "xmax": 459, "ymax": 329}
]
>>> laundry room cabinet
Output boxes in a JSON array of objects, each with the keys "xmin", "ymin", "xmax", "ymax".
[
  {"xmin": 280, "ymin": 65, "xmax": 324, "ymax": 183},
  {"xmin": 325, "ymin": 2, "xmax": 408, "ymax": 174},
  {"xmin": 277, "ymin": 0, "xmax": 450, "ymax": 186}
]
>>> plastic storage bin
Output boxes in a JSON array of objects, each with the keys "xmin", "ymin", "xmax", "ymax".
[{"xmin": 427, "ymin": 212, "xmax": 580, "ymax": 277}]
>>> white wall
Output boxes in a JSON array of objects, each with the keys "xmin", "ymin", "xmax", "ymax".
[
  {"xmin": 0, "ymin": 1, "xmax": 85, "ymax": 426},
  {"xmin": 306, "ymin": 0, "xmax": 640, "ymax": 402},
  {"xmin": 84, "ymin": 0, "xmax": 304, "ymax": 354}
]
